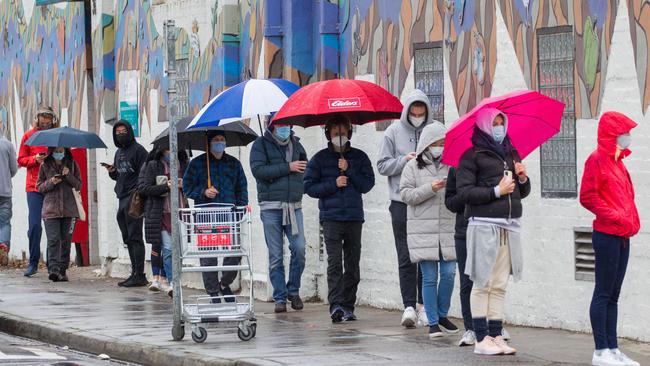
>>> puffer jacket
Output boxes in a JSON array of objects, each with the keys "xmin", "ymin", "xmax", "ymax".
[
  {"xmin": 139, "ymin": 157, "xmax": 188, "ymax": 245},
  {"xmin": 400, "ymin": 122, "xmax": 455, "ymax": 262},
  {"xmin": 580, "ymin": 111, "xmax": 640, "ymax": 239},
  {"xmin": 36, "ymin": 152, "xmax": 82, "ymax": 219},
  {"xmin": 249, "ymin": 131, "xmax": 307, "ymax": 203}
]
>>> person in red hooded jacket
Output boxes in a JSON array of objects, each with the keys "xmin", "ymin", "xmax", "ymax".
[
  {"xmin": 17, "ymin": 106, "xmax": 59, "ymax": 277},
  {"xmin": 580, "ymin": 111, "xmax": 640, "ymax": 366}
]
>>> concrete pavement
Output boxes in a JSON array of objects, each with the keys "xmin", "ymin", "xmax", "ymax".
[{"xmin": 1, "ymin": 267, "xmax": 649, "ymax": 366}]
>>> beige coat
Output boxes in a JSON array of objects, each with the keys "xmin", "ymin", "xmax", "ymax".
[{"xmin": 399, "ymin": 122, "xmax": 455, "ymax": 263}]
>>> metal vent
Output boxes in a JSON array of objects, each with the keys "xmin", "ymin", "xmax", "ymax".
[{"xmin": 574, "ymin": 227, "xmax": 595, "ymax": 281}]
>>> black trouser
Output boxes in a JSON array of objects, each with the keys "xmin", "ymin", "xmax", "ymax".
[
  {"xmin": 200, "ymin": 257, "xmax": 242, "ymax": 295},
  {"xmin": 455, "ymin": 238, "xmax": 474, "ymax": 331},
  {"xmin": 389, "ymin": 201, "xmax": 423, "ymax": 309},
  {"xmin": 117, "ymin": 196, "xmax": 145, "ymax": 275},
  {"xmin": 323, "ymin": 220, "xmax": 363, "ymax": 312},
  {"xmin": 44, "ymin": 218, "xmax": 73, "ymax": 274}
]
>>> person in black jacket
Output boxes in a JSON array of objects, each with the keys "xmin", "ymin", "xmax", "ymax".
[
  {"xmin": 139, "ymin": 147, "xmax": 188, "ymax": 297},
  {"xmin": 250, "ymin": 121, "xmax": 308, "ymax": 314},
  {"xmin": 102, "ymin": 120, "xmax": 149, "ymax": 287},
  {"xmin": 456, "ymin": 108, "xmax": 530, "ymax": 355},
  {"xmin": 304, "ymin": 117, "xmax": 375, "ymax": 323}
]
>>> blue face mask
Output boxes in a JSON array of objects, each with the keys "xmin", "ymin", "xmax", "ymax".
[
  {"xmin": 211, "ymin": 141, "xmax": 227, "ymax": 154},
  {"xmin": 162, "ymin": 153, "xmax": 171, "ymax": 163},
  {"xmin": 492, "ymin": 125, "xmax": 506, "ymax": 143},
  {"xmin": 275, "ymin": 126, "xmax": 291, "ymax": 141},
  {"xmin": 52, "ymin": 152, "xmax": 65, "ymax": 161}
]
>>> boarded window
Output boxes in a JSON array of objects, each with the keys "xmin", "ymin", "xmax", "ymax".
[{"xmin": 414, "ymin": 42, "xmax": 445, "ymax": 123}]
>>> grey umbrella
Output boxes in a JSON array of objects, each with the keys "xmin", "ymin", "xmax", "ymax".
[{"xmin": 153, "ymin": 116, "xmax": 259, "ymax": 151}]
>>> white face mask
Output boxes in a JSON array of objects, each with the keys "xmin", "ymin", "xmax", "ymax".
[
  {"xmin": 331, "ymin": 135, "xmax": 349, "ymax": 148},
  {"xmin": 409, "ymin": 115, "xmax": 426, "ymax": 127},
  {"xmin": 617, "ymin": 134, "xmax": 631, "ymax": 149},
  {"xmin": 429, "ymin": 146, "xmax": 443, "ymax": 158}
]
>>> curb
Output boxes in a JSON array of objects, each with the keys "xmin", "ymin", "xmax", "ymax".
[{"xmin": 0, "ymin": 312, "xmax": 254, "ymax": 366}]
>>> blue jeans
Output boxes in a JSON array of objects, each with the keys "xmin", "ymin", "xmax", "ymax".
[
  {"xmin": 590, "ymin": 231, "xmax": 630, "ymax": 350},
  {"xmin": 420, "ymin": 259, "xmax": 457, "ymax": 326},
  {"xmin": 260, "ymin": 208, "xmax": 306, "ymax": 303},
  {"xmin": 161, "ymin": 231, "xmax": 173, "ymax": 283},
  {"xmin": 0, "ymin": 196, "xmax": 11, "ymax": 247},
  {"xmin": 27, "ymin": 192, "xmax": 44, "ymax": 266}
]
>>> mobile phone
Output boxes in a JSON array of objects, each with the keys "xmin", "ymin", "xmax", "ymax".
[
  {"xmin": 504, "ymin": 170, "xmax": 513, "ymax": 180},
  {"xmin": 100, "ymin": 162, "xmax": 111, "ymax": 167},
  {"xmin": 53, "ymin": 174, "xmax": 63, "ymax": 179},
  {"xmin": 37, "ymin": 152, "xmax": 46, "ymax": 157}
]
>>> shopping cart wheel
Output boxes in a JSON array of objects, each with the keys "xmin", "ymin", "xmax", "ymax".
[
  {"xmin": 237, "ymin": 324, "xmax": 255, "ymax": 341},
  {"xmin": 192, "ymin": 327, "xmax": 208, "ymax": 343},
  {"xmin": 172, "ymin": 324, "xmax": 185, "ymax": 341}
]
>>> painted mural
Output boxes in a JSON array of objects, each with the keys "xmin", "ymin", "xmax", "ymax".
[
  {"xmin": 627, "ymin": 0, "xmax": 650, "ymax": 114},
  {"xmin": 443, "ymin": 0, "xmax": 497, "ymax": 116},
  {"xmin": 498, "ymin": 0, "xmax": 618, "ymax": 118},
  {"xmin": 0, "ymin": 0, "xmax": 87, "ymax": 140}
]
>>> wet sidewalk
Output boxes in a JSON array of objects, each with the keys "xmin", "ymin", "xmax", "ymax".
[{"xmin": 1, "ymin": 267, "xmax": 649, "ymax": 366}]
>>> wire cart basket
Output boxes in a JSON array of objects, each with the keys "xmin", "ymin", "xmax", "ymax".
[{"xmin": 174, "ymin": 203, "xmax": 256, "ymax": 343}]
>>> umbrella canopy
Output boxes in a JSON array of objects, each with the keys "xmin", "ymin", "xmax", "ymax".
[
  {"xmin": 271, "ymin": 79, "xmax": 403, "ymax": 127},
  {"xmin": 187, "ymin": 78, "xmax": 300, "ymax": 130},
  {"xmin": 25, "ymin": 126, "xmax": 107, "ymax": 149},
  {"xmin": 442, "ymin": 90, "xmax": 565, "ymax": 167},
  {"xmin": 153, "ymin": 117, "xmax": 258, "ymax": 151}
]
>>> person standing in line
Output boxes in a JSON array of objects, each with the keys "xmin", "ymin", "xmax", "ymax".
[
  {"xmin": 377, "ymin": 89, "xmax": 431, "ymax": 328},
  {"xmin": 400, "ymin": 122, "xmax": 459, "ymax": 339},
  {"xmin": 17, "ymin": 106, "xmax": 59, "ymax": 277},
  {"xmin": 250, "ymin": 121, "xmax": 308, "ymax": 313},
  {"xmin": 37, "ymin": 147, "xmax": 82, "ymax": 282},
  {"xmin": 580, "ymin": 111, "xmax": 640, "ymax": 366},
  {"xmin": 102, "ymin": 120, "xmax": 149, "ymax": 287},
  {"xmin": 304, "ymin": 117, "xmax": 375, "ymax": 323},
  {"xmin": 0, "ymin": 118, "xmax": 18, "ymax": 266}
]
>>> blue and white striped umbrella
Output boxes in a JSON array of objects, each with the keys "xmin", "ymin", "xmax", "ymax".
[{"xmin": 187, "ymin": 78, "xmax": 300, "ymax": 130}]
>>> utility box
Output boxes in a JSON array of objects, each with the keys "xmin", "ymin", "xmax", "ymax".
[{"xmin": 221, "ymin": 4, "xmax": 240, "ymax": 36}]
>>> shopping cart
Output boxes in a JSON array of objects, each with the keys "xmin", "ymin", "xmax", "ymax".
[{"xmin": 175, "ymin": 203, "xmax": 256, "ymax": 343}]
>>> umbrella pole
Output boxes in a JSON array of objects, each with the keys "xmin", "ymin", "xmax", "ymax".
[
  {"xmin": 257, "ymin": 115, "xmax": 264, "ymax": 135},
  {"xmin": 205, "ymin": 135, "xmax": 212, "ymax": 188}
]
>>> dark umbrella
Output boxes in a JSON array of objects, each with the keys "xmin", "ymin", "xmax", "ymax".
[
  {"xmin": 25, "ymin": 126, "xmax": 107, "ymax": 149},
  {"xmin": 152, "ymin": 116, "xmax": 258, "ymax": 151}
]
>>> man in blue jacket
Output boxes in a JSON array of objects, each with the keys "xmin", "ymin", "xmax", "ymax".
[
  {"xmin": 250, "ymin": 122, "xmax": 308, "ymax": 313},
  {"xmin": 304, "ymin": 117, "xmax": 375, "ymax": 323},
  {"xmin": 183, "ymin": 131, "xmax": 248, "ymax": 301}
]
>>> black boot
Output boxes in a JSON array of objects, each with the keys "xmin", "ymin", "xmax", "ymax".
[{"xmin": 59, "ymin": 269, "xmax": 69, "ymax": 282}]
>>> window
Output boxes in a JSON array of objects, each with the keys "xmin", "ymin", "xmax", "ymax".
[
  {"xmin": 537, "ymin": 26, "xmax": 577, "ymax": 198},
  {"xmin": 175, "ymin": 58, "xmax": 190, "ymax": 119},
  {"xmin": 414, "ymin": 42, "xmax": 444, "ymax": 123}
]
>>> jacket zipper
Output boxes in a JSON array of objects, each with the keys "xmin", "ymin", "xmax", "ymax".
[{"xmin": 476, "ymin": 149, "xmax": 513, "ymax": 220}]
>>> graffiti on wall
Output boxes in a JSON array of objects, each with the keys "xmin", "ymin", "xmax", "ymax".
[
  {"xmin": 498, "ymin": 0, "xmax": 618, "ymax": 118},
  {"xmin": 443, "ymin": 0, "xmax": 497, "ymax": 116},
  {"xmin": 0, "ymin": 0, "xmax": 87, "ymax": 140},
  {"xmin": 627, "ymin": 0, "xmax": 650, "ymax": 114}
]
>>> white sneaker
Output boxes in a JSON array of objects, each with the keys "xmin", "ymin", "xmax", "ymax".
[
  {"xmin": 473, "ymin": 336, "xmax": 504, "ymax": 355},
  {"xmin": 417, "ymin": 308, "xmax": 428, "ymax": 328},
  {"xmin": 401, "ymin": 307, "xmax": 417, "ymax": 328},
  {"xmin": 148, "ymin": 280, "xmax": 161, "ymax": 292},
  {"xmin": 458, "ymin": 330, "xmax": 476, "ymax": 346},
  {"xmin": 501, "ymin": 327, "xmax": 511, "ymax": 341},
  {"xmin": 610, "ymin": 349, "xmax": 640, "ymax": 366},
  {"xmin": 493, "ymin": 335, "xmax": 517, "ymax": 355},
  {"xmin": 592, "ymin": 349, "xmax": 626, "ymax": 366}
]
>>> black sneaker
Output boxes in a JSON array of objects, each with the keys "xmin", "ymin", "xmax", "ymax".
[
  {"xmin": 428, "ymin": 324, "xmax": 444, "ymax": 339},
  {"xmin": 48, "ymin": 272, "xmax": 61, "ymax": 282},
  {"xmin": 209, "ymin": 292, "xmax": 222, "ymax": 304},
  {"xmin": 220, "ymin": 285, "xmax": 235, "ymax": 303},
  {"xmin": 439, "ymin": 317, "xmax": 459, "ymax": 334},
  {"xmin": 59, "ymin": 271, "xmax": 69, "ymax": 282},
  {"xmin": 118, "ymin": 274, "xmax": 133, "ymax": 287},
  {"xmin": 331, "ymin": 306, "xmax": 344, "ymax": 323},
  {"xmin": 122, "ymin": 273, "xmax": 149, "ymax": 288},
  {"xmin": 287, "ymin": 294, "xmax": 304, "ymax": 310},
  {"xmin": 274, "ymin": 302, "xmax": 287, "ymax": 313},
  {"xmin": 342, "ymin": 309, "xmax": 357, "ymax": 321}
]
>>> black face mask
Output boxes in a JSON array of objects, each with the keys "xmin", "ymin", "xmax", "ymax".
[{"xmin": 116, "ymin": 134, "xmax": 130, "ymax": 145}]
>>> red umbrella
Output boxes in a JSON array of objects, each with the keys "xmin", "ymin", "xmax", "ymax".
[{"xmin": 271, "ymin": 79, "xmax": 403, "ymax": 127}]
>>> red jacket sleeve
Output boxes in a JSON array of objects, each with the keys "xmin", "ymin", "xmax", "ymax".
[
  {"xmin": 17, "ymin": 132, "xmax": 37, "ymax": 168},
  {"xmin": 579, "ymin": 155, "xmax": 623, "ymax": 224}
]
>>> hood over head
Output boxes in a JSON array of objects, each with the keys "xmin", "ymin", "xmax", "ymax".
[
  {"xmin": 112, "ymin": 120, "xmax": 136, "ymax": 148},
  {"xmin": 597, "ymin": 111, "xmax": 637, "ymax": 159},
  {"xmin": 475, "ymin": 107, "xmax": 508, "ymax": 136},
  {"xmin": 399, "ymin": 89, "xmax": 433, "ymax": 131},
  {"xmin": 416, "ymin": 121, "xmax": 447, "ymax": 155}
]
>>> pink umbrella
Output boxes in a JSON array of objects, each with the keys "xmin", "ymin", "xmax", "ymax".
[{"xmin": 442, "ymin": 90, "xmax": 565, "ymax": 167}]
